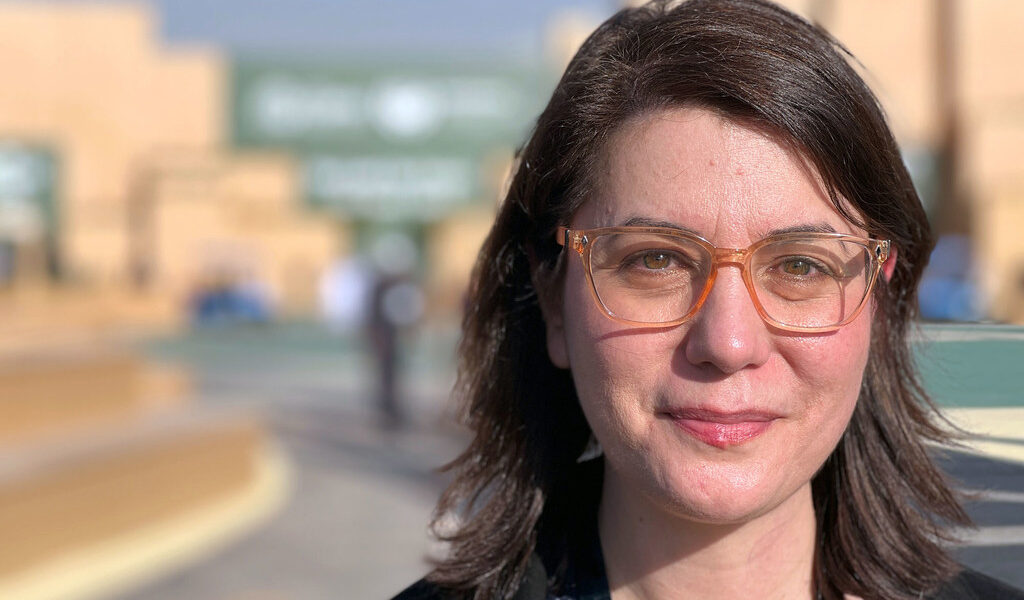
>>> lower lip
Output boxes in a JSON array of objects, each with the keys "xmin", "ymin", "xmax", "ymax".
[{"xmin": 671, "ymin": 418, "xmax": 774, "ymax": 448}]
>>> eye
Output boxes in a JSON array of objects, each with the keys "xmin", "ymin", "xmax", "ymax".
[
  {"xmin": 780, "ymin": 258, "xmax": 813, "ymax": 276},
  {"xmin": 772, "ymin": 255, "xmax": 835, "ymax": 279},
  {"xmin": 642, "ymin": 252, "xmax": 671, "ymax": 270}
]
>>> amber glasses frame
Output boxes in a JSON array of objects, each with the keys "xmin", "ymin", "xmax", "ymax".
[{"xmin": 557, "ymin": 225, "xmax": 891, "ymax": 333}]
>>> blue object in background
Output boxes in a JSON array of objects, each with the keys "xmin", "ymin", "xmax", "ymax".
[
  {"xmin": 191, "ymin": 282, "xmax": 272, "ymax": 326},
  {"xmin": 919, "ymin": 235, "xmax": 985, "ymax": 321}
]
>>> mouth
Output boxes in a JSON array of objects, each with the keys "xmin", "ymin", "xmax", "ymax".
[{"xmin": 660, "ymin": 408, "xmax": 778, "ymax": 448}]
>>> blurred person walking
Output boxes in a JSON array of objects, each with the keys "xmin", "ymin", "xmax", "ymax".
[{"xmin": 366, "ymin": 232, "xmax": 424, "ymax": 429}]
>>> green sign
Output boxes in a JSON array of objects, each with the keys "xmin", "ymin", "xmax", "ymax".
[
  {"xmin": 230, "ymin": 59, "xmax": 551, "ymax": 221},
  {"xmin": 303, "ymin": 154, "xmax": 478, "ymax": 222}
]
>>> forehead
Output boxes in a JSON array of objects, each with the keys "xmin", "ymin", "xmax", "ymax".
[{"xmin": 586, "ymin": 107, "xmax": 859, "ymax": 239}]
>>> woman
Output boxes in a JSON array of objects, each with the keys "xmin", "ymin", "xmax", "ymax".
[{"xmin": 397, "ymin": 0, "xmax": 1024, "ymax": 598}]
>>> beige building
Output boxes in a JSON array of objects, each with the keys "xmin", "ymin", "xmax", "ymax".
[
  {"xmin": 0, "ymin": 7, "xmax": 291, "ymax": 596},
  {"xmin": 0, "ymin": 2, "xmax": 341, "ymax": 319}
]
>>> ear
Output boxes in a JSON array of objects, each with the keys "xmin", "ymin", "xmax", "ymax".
[
  {"xmin": 541, "ymin": 295, "xmax": 570, "ymax": 369},
  {"xmin": 882, "ymin": 245, "xmax": 898, "ymax": 281},
  {"xmin": 530, "ymin": 260, "xmax": 570, "ymax": 370}
]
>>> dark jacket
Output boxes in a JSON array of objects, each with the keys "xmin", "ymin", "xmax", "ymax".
[
  {"xmin": 395, "ymin": 549, "xmax": 1024, "ymax": 600},
  {"xmin": 395, "ymin": 490, "xmax": 1024, "ymax": 600},
  {"xmin": 395, "ymin": 565, "xmax": 1024, "ymax": 600}
]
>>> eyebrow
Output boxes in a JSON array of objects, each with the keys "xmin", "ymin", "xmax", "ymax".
[
  {"xmin": 620, "ymin": 216, "xmax": 839, "ymax": 238},
  {"xmin": 621, "ymin": 216, "xmax": 701, "ymax": 237},
  {"xmin": 766, "ymin": 223, "xmax": 838, "ymax": 236}
]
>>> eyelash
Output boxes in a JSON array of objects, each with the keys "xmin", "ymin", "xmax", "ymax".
[
  {"xmin": 623, "ymin": 250, "xmax": 694, "ymax": 272},
  {"xmin": 766, "ymin": 256, "xmax": 834, "ymax": 279}
]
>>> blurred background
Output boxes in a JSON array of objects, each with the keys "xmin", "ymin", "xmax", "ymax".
[{"xmin": 0, "ymin": 0, "xmax": 1022, "ymax": 599}]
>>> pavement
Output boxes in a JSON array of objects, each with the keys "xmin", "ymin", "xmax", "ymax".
[
  {"xmin": 103, "ymin": 320, "xmax": 1024, "ymax": 599},
  {"xmin": 118, "ymin": 321, "xmax": 465, "ymax": 600}
]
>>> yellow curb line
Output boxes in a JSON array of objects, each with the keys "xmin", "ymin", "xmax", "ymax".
[
  {"xmin": 953, "ymin": 525, "xmax": 1024, "ymax": 547},
  {"xmin": 943, "ymin": 407, "xmax": 1024, "ymax": 466},
  {"xmin": 0, "ymin": 441, "xmax": 292, "ymax": 600}
]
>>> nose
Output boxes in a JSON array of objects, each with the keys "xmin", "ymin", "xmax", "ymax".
[{"xmin": 682, "ymin": 266, "xmax": 771, "ymax": 374}]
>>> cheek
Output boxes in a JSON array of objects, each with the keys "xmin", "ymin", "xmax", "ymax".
[
  {"xmin": 566, "ymin": 332, "xmax": 659, "ymax": 434},
  {"xmin": 788, "ymin": 334, "xmax": 867, "ymax": 383},
  {"xmin": 781, "ymin": 316, "xmax": 871, "ymax": 428},
  {"xmin": 561, "ymin": 271, "xmax": 674, "ymax": 446}
]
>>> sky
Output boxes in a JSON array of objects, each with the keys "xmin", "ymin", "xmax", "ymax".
[{"xmin": 142, "ymin": 0, "xmax": 618, "ymax": 59}]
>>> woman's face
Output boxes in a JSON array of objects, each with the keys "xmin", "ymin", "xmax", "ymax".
[{"xmin": 546, "ymin": 107, "xmax": 880, "ymax": 524}]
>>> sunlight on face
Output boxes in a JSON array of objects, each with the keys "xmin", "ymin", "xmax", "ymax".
[{"xmin": 547, "ymin": 107, "xmax": 871, "ymax": 524}]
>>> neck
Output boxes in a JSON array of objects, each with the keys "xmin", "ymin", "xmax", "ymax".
[{"xmin": 598, "ymin": 469, "xmax": 818, "ymax": 600}]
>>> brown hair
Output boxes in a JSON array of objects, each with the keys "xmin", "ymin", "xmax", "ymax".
[{"xmin": 429, "ymin": 1, "xmax": 969, "ymax": 598}]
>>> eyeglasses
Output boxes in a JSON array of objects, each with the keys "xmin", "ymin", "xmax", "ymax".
[{"xmin": 557, "ymin": 226, "xmax": 890, "ymax": 333}]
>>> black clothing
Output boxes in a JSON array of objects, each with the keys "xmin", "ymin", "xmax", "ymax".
[
  {"xmin": 395, "ymin": 517, "xmax": 1024, "ymax": 600},
  {"xmin": 395, "ymin": 565, "xmax": 1024, "ymax": 599},
  {"xmin": 395, "ymin": 478, "xmax": 1024, "ymax": 599}
]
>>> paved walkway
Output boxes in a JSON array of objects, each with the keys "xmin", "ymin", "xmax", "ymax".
[{"xmin": 119, "ymin": 321, "xmax": 463, "ymax": 599}]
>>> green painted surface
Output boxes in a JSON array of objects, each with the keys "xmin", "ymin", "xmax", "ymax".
[{"xmin": 915, "ymin": 325, "xmax": 1024, "ymax": 408}]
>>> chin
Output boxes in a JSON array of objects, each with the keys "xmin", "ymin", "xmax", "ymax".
[
  {"xmin": 670, "ymin": 493, "xmax": 783, "ymax": 526},
  {"xmin": 648, "ymin": 455, "xmax": 803, "ymax": 526}
]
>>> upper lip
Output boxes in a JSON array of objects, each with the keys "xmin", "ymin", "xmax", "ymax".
[{"xmin": 660, "ymin": 408, "xmax": 780, "ymax": 423}]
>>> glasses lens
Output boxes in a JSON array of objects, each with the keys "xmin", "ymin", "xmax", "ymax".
[
  {"xmin": 588, "ymin": 232, "xmax": 712, "ymax": 323},
  {"xmin": 749, "ymin": 237, "xmax": 872, "ymax": 328}
]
